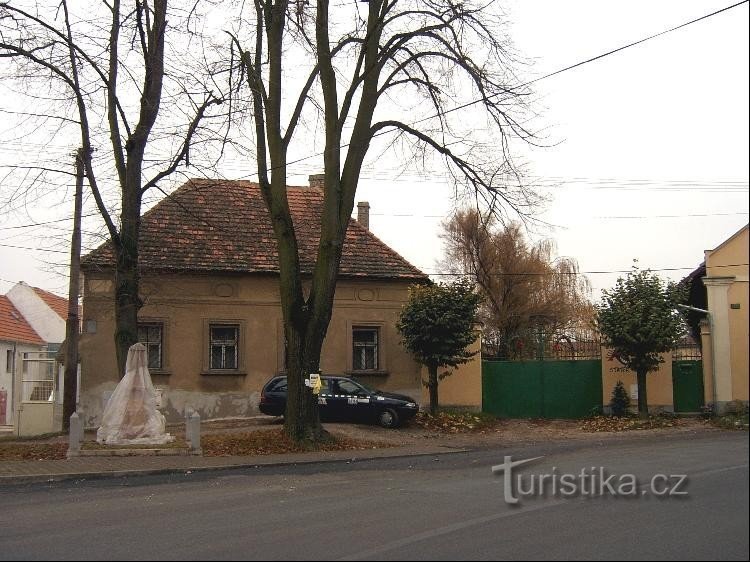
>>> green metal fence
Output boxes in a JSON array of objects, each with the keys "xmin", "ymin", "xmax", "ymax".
[{"xmin": 482, "ymin": 360, "xmax": 603, "ymax": 419}]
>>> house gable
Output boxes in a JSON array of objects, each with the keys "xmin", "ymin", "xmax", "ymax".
[{"xmin": 5, "ymin": 282, "xmax": 67, "ymax": 344}]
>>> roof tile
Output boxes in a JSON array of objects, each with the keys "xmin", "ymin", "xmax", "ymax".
[
  {"xmin": 82, "ymin": 179, "xmax": 428, "ymax": 281},
  {"xmin": 0, "ymin": 296, "xmax": 46, "ymax": 346}
]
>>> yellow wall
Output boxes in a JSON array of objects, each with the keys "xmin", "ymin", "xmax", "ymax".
[
  {"xmin": 79, "ymin": 273, "xmax": 424, "ymax": 424},
  {"xmin": 420, "ymin": 332, "xmax": 483, "ymax": 410},
  {"xmin": 601, "ymin": 348, "xmax": 674, "ymax": 410},
  {"xmin": 705, "ymin": 225, "xmax": 749, "ymax": 403}
]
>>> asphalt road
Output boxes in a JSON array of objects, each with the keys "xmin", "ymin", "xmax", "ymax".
[{"xmin": 1, "ymin": 432, "xmax": 747, "ymax": 561}]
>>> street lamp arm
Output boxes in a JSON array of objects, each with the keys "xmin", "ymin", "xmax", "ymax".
[{"xmin": 677, "ymin": 304, "xmax": 710, "ymax": 315}]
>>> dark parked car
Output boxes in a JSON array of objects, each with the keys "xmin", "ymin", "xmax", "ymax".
[{"xmin": 259, "ymin": 375, "xmax": 419, "ymax": 428}]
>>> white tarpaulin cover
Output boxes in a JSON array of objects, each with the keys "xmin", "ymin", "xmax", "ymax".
[{"xmin": 96, "ymin": 343, "xmax": 174, "ymax": 445}]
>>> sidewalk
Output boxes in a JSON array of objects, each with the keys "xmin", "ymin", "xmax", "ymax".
[
  {"xmin": 1, "ymin": 417, "xmax": 721, "ymax": 486},
  {"xmin": 0, "ymin": 442, "xmax": 469, "ymax": 486}
]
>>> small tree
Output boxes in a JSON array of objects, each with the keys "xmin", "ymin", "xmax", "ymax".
[
  {"xmin": 597, "ymin": 267, "xmax": 686, "ymax": 418},
  {"xmin": 397, "ymin": 280, "xmax": 482, "ymax": 415},
  {"xmin": 610, "ymin": 380, "xmax": 631, "ymax": 417}
]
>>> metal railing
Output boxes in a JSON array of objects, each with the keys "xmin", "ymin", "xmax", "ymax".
[{"xmin": 20, "ymin": 351, "xmax": 58, "ymax": 403}]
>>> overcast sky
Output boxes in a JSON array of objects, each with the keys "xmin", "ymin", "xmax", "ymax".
[{"xmin": 1, "ymin": 0, "xmax": 748, "ymax": 299}]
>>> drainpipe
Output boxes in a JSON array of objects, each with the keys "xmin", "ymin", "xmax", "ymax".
[{"xmin": 676, "ymin": 304, "xmax": 716, "ymax": 411}]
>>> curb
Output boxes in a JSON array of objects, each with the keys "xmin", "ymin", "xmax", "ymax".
[{"xmin": 0, "ymin": 446, "xmax": 470, "ymax": 486}]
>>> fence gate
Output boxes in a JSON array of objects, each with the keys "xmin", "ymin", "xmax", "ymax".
[
  {"xmin": 482, "ymin": 360, "xmax": 603, "ymax": 419},
  {"xmin": 672, "ymin": 360, "xmax": 704, "ymax": 413}
]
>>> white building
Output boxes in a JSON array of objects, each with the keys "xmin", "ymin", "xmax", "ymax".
[
  {"xmin": 0, "ymin": 295, "xmax": 47, "ymax": 426},
  {"xmin": 1, "ymin": 283, "xmax": 68, "ymax": 432}
]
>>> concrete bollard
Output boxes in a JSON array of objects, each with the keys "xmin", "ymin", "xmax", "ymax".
[
  {"xmin": 68, "ymin": 412, "xmax": 82, "ymax": 454},
  {"xmin": 186, "ymin": 412, "xmax": 201, "ymax": 453},
  {"xmin": 77, "ymin": 409, "xmax": 85, "ymax": 444}
]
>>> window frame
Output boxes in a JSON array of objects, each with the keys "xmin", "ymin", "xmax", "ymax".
[
  {"xmin": 209, "ymin": 324, "xmax": 239, "ymax": 370},
  {"xmin": 347, "ymin": 321, "xmax": 388, "ymax": 375},
  {"xmin": 136, "ymin": 318, "xmax": 170, "ymax": 374},
  {"xmin": 352, "ymin": 327, "xmax": 379, "ymax": 371},
  {"xmin": 137, "ymin": 322, "xmax": 164, "ymax": 371},
  {"xmin": 201, "ymin": 319, "xmax": 247, "ymax": 375}
]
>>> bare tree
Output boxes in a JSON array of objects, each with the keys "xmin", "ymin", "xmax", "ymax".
[
  {"xmin": 440, "ymin": 209, "xmax": 594, "ymax": 359},
  {"xmin": 0, "ymin": 1, "xmax": 227, "ymax": 377},
  {"xmin": 229, "ymin": 0, "xmax": 539, "ymax": 442}
]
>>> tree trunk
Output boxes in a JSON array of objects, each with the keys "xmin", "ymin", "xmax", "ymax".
[
  {"xmin": 428, "ymin": 363, "xmax": 439, "ymax": 416},
  {"xmin": 636, "ymin": 368, "xmax": 649, "ymax": 419},
  {"xmin": 283, "ymin": 319, "xmax": 326, "ymax": 443},
  {"xmin": 113, "ymin": 199, "xmax": 142, "ymax": 377}
]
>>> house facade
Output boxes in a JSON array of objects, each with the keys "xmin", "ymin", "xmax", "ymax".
[
  {"xmin": 78, "ymin": 177, "xmax": 435, "ymax": 426},
  {"xmin": 700, "ymin": 225, "xmax": 749, "ymax": 413}
]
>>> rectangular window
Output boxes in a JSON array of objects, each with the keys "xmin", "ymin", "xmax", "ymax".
[
  {"xmin": 353, "ymin": 327, "xmax": 379, "ymax": 371},
  {"xmin": 22, "ymin": 352, "xmax": 28, "ymax": 375},
  {"xmin": 6, "ymin": 349, "xmax": 12, "ymax": 373},
  {"xmin": 137, "ymin": 323, "xmax": 163, "ymax": 370},
  {"xmin": 210, "ymin": 324, "xmax": 239, "ymax": 370}
]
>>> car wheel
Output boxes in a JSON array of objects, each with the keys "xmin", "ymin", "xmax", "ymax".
[{"xmin": 378, "ymin": 408, "xmax": 400, "ymax": 429}]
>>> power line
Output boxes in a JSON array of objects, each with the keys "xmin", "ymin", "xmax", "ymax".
[
  {"xmin": 0, "ymin": 242, "xmax": 68, "ymax": 254},
  {"xmin": 420, "ymin": 263, "xmax": 748, "ymax": 277},
  {"xmin": 0, "ymin": 213, "xmax": 102, "ymax": 230},
  {"xmin": 368, "ymin": 211, "xmax": 749, "ymax": 220},
  {"xmin": 229, "ymin": 0, "xmax": 750, "ymax": 180}
]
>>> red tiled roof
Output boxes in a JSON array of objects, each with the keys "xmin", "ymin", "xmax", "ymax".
[
  {"xmin": 0, "ymin": 296, "xmax": 45, "ymax": 345},
  {"xmin": 32, "ymin": 287, "xmax": 68, "ymax": 320},
  {"xmin": 82, "ymin": 179, "xmax": 428, "ymax": 281}
]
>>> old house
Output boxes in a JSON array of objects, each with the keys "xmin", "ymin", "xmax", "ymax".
[{"xmin": 78, "ymin": 177, "xmax": 433, "ymax": 425}]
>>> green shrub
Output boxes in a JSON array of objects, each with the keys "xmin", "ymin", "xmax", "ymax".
[{"xmin": 610, "ymin": 380, "xmax": 631, "ymax": 417}]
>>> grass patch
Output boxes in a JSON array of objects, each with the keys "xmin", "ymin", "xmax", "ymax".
[
  {"xmin": 201, "ymin": 429, "xmax": 390, "ymax": 457},
  {"xmin": 711, "ymin": 413, "xmax": 749, "ymax": 431},
  {"xmin": 412, "ymin": 410, "xmax": 499, "ymax": 433},
  {"xmin": 580, "ymin": 415, "xmax": 682, "ymax": 433}
]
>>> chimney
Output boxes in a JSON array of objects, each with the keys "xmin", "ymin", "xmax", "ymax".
[
  {"xmin": 357, "ymin": 201, "xmax": 370, "ymax": 231},
  {"xmin": 308, "ymin": 174, "xmax": 325, "ymax": 190}
]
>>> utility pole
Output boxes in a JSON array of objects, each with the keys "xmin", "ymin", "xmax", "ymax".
[{"xmin": 62, "ymin": 148, "xmax": 84, "ymax": 431}]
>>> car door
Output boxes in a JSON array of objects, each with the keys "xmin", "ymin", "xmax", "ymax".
[{"xmin": 334, "ymin": 378, "xmax": 373, "ymax": 422}]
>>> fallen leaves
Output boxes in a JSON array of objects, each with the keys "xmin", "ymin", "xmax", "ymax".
[
  {"xmin": 579, "ymin": 416, "xmax": 682, "ymax": 433},
  {"xmin": 0, "ymin": 443, "xmax": 68, "ymax": 461},
  {"xmin": 412, "ymin": 411, "xmax": 500, "ymax": 433},
  {"xmin": 201, "ymin": 429, "xmax": 390, "ymax": 457}
]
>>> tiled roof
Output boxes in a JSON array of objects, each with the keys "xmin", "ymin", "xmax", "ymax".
[
  {"xmin": 32, "ymin": 287, "xmax": 68, "ymax": 320},
  {"xmin": 82, "ymin": 179, "xmax": 428, "ymax": 281},
  {"xmin": 0, "ymin": 296, "xmax": 45, "ymax": 345}
]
